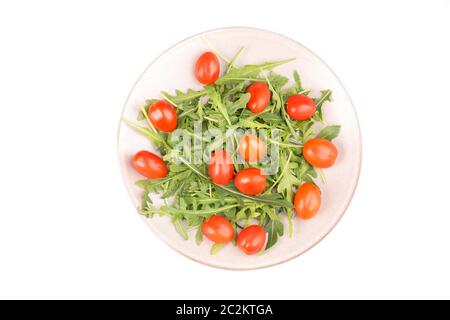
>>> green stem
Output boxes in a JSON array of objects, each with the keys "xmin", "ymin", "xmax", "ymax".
[
  {"xmin": 140, "ymin": 106, "xmax": 157, "ymax": 133},
  {"xmin": 122, "ymin": 118, "xmax": 162, "ymax": 142},
  {"xmin": 227, "ymin": 46, "xmax": 245, "ymax": 73},
  {"xmin": 267, "ymin": 138, "xmax": 302, "ymax": 148},
  {"xmin": 161, "ymin": 92, "xmax": 182, "ymax": 109},
  {"xmin": 203, "ymin": 37, "xmax": 230, "ymax": 63},
  {"xmin": 178, "ymin": 108, "xmax": 196, "ymax": 119},
  {"xmin": 204, "ymin": 116, "xmax": 219, "ymax": 123},
  {"xmin": 140, "ymin": 106, "xmax": 172, "ymax": 151},
  {"xmin": 318, "ymin": 169, "xmax": 327, "ymax": 184}
]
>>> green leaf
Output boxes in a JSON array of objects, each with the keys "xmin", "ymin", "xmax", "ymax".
[
  {"xmin": 205, "ymin": 86, "xmax": 231, "ymax": 125},
  {"xmin": 256, "ymin": 112, "xmax": 283, "ymax": 123},
  {"xmin": 210, "ymin": 243, "xmax": 225, "ymax": 255},
  {"xmin": 267, "ymin": 73, "xmax": 289, "ymax": 91},
  {"xmin": 293, "ymin": 70, "xmax": 304, "ymax": 93},
  {"xmin": 235, "ymin": 208, "xmax": 247, "ymax": 221},
  {"xmin": 138, "ymin": 99, "xmax": 158, "ymax": 120},
  {"xmin": 216, "ymin": 58, "xmax": 296, "ymax": 84},
  {"xmin": 161, "ymin": 89, "xmax": 205, "ymax": 104},
  {"xmin": 294, "ymin": 158, "xmax": 317, "ymax": 183},
  {"xmin": 265, "ymin": 220, "xmax": 284, "ymax": 250},
  {"xmin": 236, "ymin": 118, "xmax": 270, "ymax": 129},
  {"xmin": 316, "ymin": 125, "xmax": 341, "ymax": 140},
  {"xmin": 122, "ymin": 118, "xmax": 164, "ymax": 143},
  {"xmin": 140, "ymin": 190, "xmax": 152, "ymax": 215},
  {"xmin": 195, "ymin": 225, "xmax": 203, "ymax": 245},
  {"xmin": 313, "ymin": 89, "xmax": 333, "ymax": 121},
  {"xmin": 195, "ymin": 225, "xmax": 203, "ymax": 246},
  {"xmin": 262, "ymin": 206, "xmax": 280, "ymax": 221},
  {"xmin": 276, "ymin": 152, "xmax": 302, "ymax": 202},
  {"xmin": 173, "ymin": 218, "xmax": 188, "ymax": 240},
  {"xmin": 296, "ymin": 120, "xmax": 315, "ymax": 142},
  {"xmin": 226, "ymin": 93, "xmax": 250, "ymax": 115}
]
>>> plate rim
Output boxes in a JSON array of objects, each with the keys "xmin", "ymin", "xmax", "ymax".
[{"xmin": 117, "ymin": 26, "xmax": 363, "ymax": 270}]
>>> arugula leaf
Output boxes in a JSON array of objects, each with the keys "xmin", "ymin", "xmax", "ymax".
[
  {"xmin": 210, "ymin": 243, "xmax": 225, "ymax": 255},
  {"xmin": 236, "ymin": 118, "xmax": 270, "ymax": 129},
  {"xmin": 226, "ymin": 93, "xmax": 250, "ymax": 115},
  {"xmin": 293, "ymin": 70, "xmax": 304, "ymax": 93},
  {"xmin": 316, "ymin": 125, "xmax": 341, "ymax": 140},
  {"xmin": 138, "ymin": 99, "xmax": 158, "ymax": 120},
  {"xmin": 256, "ymin": 112, "xmax": 283, "ymax": 123},
  {"xmin": 216, "ymin": 58, "xmax": 295, "ymax": 84},
  {"xmin": 122, "ymin": 118, "xmax": 164, "ymax": 144},
  {"xmin": 195, "ymin": 226, "xmax": 203, "ymax": 245},
  {"xmin": 173, "ymin": 218, "xmax": 188, "ymax": 240},
  {"xmin": 161, "ymin": 89, "xmax": 205, "ymax": 104},
  {"xmin": 205, "ymin": 86, "xmax": 231, "ymax": 125},
  {"xmin": 313, "ymin": 89, "xmax": 333, "ymax": 122},
  {"xmin": 140, "ymin": 189, "xmax": 152, "ymax": 214},
  {"xmin": 265, "ymin": 219, "xmax": 284, "ymax": 250},
  {"xmin": 267, "ymin": 73, "xmax": 289, "ymax": 91}
]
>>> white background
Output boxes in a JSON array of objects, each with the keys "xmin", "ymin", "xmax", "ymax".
[{"xmin": 1, "ymin": 0, "xmax": 449, "ymax": 300}]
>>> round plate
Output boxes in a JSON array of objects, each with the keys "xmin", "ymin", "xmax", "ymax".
[{"xmin": 118, "ymin": 27, "xmax": 361, "ymax": 270}]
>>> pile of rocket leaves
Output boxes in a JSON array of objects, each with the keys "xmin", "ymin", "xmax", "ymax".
[{"xmin": 124, "ymin": 48, "xmax": 340, "ymax": 255}]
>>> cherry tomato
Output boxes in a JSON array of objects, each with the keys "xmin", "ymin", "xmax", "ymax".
[
  {"xmin": 246, "ymin": 82, "xmax": 271, "ymax": 113},
  {"xmin": 202, "ymin": 215, "xmax": 235, "ymax": 244},
  {"xmin": 303, "ymin": 138, "xmax": 338, "ymax": 168},
  {"xmin": 148, "ymin": 100, "xmax": 177, "ymax": 132},
  {"xmin": 131, "ymin": 150, "xmax": 167, "ymax": 179},
  {"xmin": 208, "ymin": 150, "xmax": 234, "ymax": 185},
  {"xmin": 238, "ymin": 134, "xmax": 266, "ymax": 162},
  {"xmin": 294, "ymin": 182, "xmax": 321, "ymax": 220},
  {"xmin": 234, "ymin": 168, "xmax": 266, "ymax": 195},
  {"xmin": 286, "ymin": 94, "xmax": 317, "ymax": 120},
  {"xmin": 237, "ymin": 225, "xmax": 266, "ymax": 255},
  {"xmin": 194, "ymin": 52, "xmax": 220, "ymax": 84}
]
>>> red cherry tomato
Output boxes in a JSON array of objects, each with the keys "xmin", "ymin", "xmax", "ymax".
[
  {"xmin": 286, "ymin": 94, "xmax": 317, "ymax": 120},
  {"xmin": 208, "ymin": 150, "xmax": 234, "ymax": 185},
  {"xmin": 246, "ymin": 82, "xmax": 271, "ymax": 113},
  {"xmin": 194, "ymin": 52, "xmax": 220, "ymax": 84},
  {"xmin": 148, "ymin": 100, "xmax": 178, "ymax": 132},
  {"xmin": 294, "ymin": 182, "xmax": 321, "ymax": 219},
  {"xmin": 234, "ymin": 168, "xmax": 266, "ymax": 195},
  {"xmin": 202, "ymin": 215, "xmax": 235, "ymax": 244},
  {"xmin": 238, "ymin": 134, "xmax": 266, "ymax": 162},
  {"xmin": 237, "ymin": 225, "xmax": 266, "ymax": 255},
  {"xmin": 303, "ymin": 138, "xmax": 338, "ymax": 168},
  {"xmin": 131, "ymin": 150, "xmax": 167, "ymax": 179}
]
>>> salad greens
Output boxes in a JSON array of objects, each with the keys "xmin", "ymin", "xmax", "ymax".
[{"xmin": 124, "ymin": 47, "xmax": 340, "ymax": 253}]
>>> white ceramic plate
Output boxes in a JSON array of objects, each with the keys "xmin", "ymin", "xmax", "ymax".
[{"xmin": 118, "ymin": 27, "xmax": 361, "ymax": 270}]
